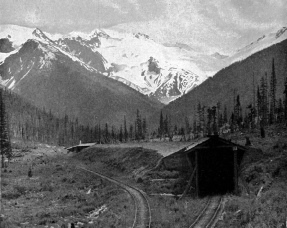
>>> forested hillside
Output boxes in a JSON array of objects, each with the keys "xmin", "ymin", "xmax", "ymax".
[
  {"xmin": 150, "ymin": 38, "xmax": 287, "ymax": 135},
  {"xmin": 1, "ymin": 88, "xmax": 94, "ymax": 146},
  {"xmin": 1, "ymin": 87, "xmax": 153, "ymax": 146}
]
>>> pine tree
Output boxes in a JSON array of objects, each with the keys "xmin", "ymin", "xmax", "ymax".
[
  {"xmin": 105, "ymin": 123, "xmax": 109, "ymax": 143},
  {"xmin": 284, "ymin": 78, "xmax": 287, "ymax": 121},
  {"xmin": 260, "ymin": 75, "xmax": 269, "ymax": 126},
  {"xmin": 212, "ymin": 106, "xmax": 218, "ymax": 134},
  {"xmin": 217, "ymin": 102, "xmax": 223, "ymax": 129},
  {"xmin": 197, "ymin": 102, "xmax": 202, "ymax": 134},
  {"xmin": 0, "ymin": 90, "xmax": 12, "ymax": 167},
  {"xmin": 129, "ymin": 124, "xmax": 133, "ymax": 141},
  {"xmin": 185, "ymin": 116, "xmax": 190, "ymax": 135},
  {"xmin": 269, "ymin": 59, "xmax": 277, "ymax": 124},
  {"xmin": 124, "ymin": 116, "xmax": 128, "ymax": 142},
  {"xmin": 277, "ymin": 98, "xmax": 284, "ymax": 123},
  {"xmin": 142, "ymin": 117, "xmax": 147, "ymax": 140},
  {"xmin": 135, "ymin": 109, "xmax": 142, "ymax": 140},
  {"xmin": 206, "ymin": 108, "xmax": 212, "ymax": 135},
  {"xmin": 119, "ymin": 125, "xmax": 123, "ymax": 142},
  {"xmin": 223, "ymin": 105, "xmax": 228, "ymax": 124},
  {"xmin": 111, "ymin": 126, "xmax": 115, "ymax": 143},
  {"xmin": 98, "ymin": 124, "xmax": 102, "ymax": 143},
  {"xmin": 234, "ymin": 95, "xmax": 242, "ymax": 127},
  {"xmin": 159, "ymin": 111, "xmax": 164, "ymax": 138}
]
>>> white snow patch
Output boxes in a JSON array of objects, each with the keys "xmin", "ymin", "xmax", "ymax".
[
  {"xmin": 8, "ymin": 79, "xmax": 16, "ymax": 89},
  {"xmin": 0, "ymin": 49, "xmax": 18, "ymax": 63},
  {"xmin": 20, "ymin": 62, "xmax": 34, "ymax": 81}
]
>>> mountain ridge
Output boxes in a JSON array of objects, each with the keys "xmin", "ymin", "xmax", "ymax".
[{"xmin": 0, "ymin": 37, "xmax": 163, "ymax": 126}]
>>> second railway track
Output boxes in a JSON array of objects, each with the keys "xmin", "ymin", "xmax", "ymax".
[
  {"xmin": 189, "ymin": 196, "xmax": 223, "ymax": 228},
  {"xmin": 78, "ymin": 167, "xmax": 151, "ymax": 228}
]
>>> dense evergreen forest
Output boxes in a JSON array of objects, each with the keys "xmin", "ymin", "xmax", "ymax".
[{"xmin": 0, "ymin": 87, "xmax": 151, "ymax": 153}]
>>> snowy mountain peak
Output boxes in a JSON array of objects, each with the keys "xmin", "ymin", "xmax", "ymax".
[
  {"xmin": 90, "ymin": 29, "xmax": 110, "ymax": 39},
  {"xmin": 32, "ymin": 28, "xmax": 49, "ymax": 40}
]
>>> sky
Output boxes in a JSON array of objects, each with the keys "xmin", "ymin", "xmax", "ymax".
[{"xmin": 0, "ymin": 0, "xmax": 286, "ymax": 54}]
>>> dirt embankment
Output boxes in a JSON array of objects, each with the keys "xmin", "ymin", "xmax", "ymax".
[{"xmin": 73, "ymin": 146, "xmax": 162, "ymax": 179}]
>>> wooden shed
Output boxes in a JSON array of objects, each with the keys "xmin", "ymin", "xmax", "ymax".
[
  {"xmin": 183, "ymin": 135, "xmax": 246, "ymax": 197},
  {"xmin": 66, "ymin": 143, "xmax": 96, "ymax": 153}
]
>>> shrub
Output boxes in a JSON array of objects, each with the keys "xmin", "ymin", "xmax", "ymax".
[
  {"xmin": 13, "ymin": 184, "xmax": 27, "ymax": 195},
  {"xmin": 2, "ymin": 191, "xmax": 21, "ymax": 199},
  {"xmin": 40, "ymin": 181, "xmax": 53, "ymax": 192}
]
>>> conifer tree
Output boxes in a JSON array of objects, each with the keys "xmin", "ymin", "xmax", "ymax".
[
  {"xmin": 277, "ymin": 98, "xmax": 284, "ymax": 123},
  {"xmin": 98, "ymin": 124, "xmax": 102, "ymax": 143},
  {"xmin": 223, "ymin": 105, "xmax": 228, "ymax": 124},
  {"xmin": 0, "ymin": 90, "xmax": 12, "ymax": 167},
  {"xmin": 105, "ymin": 123, "xmax": 109, "ymax": 143},
  {"xmin": 119, "ymin": 125, "xmax": 123, "ymax": 142},
  {"xmin": 129, "ymin": 124, "xmax": 133, "ymax": 140},
  {"xmin": 164, "ymin": 115, "xmax": 168, "ymax": 136},
  {"xmin": 135, "ymin": 109, "xmax": 142, "ymax": 140},
  {"xmin": 284, "ymin": 78, "xmax": 287, "ymax": 121},
  {"xmin": 159, "ymin": 111, "xmax": 164, "ymax": 138},
  {"xmin": 111, "ymin": 126, "xmax": 115, "ymax": 143},
  {"xmin": 269, "ymin": 59, "xmax": 277, "ymax": 124},
  {"xmin": 142, "ymin": 117, "xmax": 147, "ymax": 140},
  {"xmin": 260, "ymin": 75, "xmax": 269, "ymax": 126},
  {"xmin": 234, "ymin": 95, "xmax": 243, "ymax": 127},
  {"xmin": 124, "ymin": 116, "xmax": 128, "ymax": 142},
  {"xmin": 184, "ymin": 116, "xmax": 189, "ymax": 135}
]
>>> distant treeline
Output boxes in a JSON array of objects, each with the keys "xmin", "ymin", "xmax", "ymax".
[
  {"xmin": 2, "ymin": 88, "xmax": 92, "ymax": 146},
  {"xmin": 1, "ymin": 88, "xmax": 151, "ymax": 147}
]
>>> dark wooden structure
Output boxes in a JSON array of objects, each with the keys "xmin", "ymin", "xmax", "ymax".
[
  {"xmin": 66, "ymin": 143, "xmax": 95, "ymax": 153},
  {"xmin": 183, "ymin": 136, "xmax": 246, "ymax": 197}
]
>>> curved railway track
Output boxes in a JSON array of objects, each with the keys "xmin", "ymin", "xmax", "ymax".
[
  {"xmin": 189, "ymin": 196, "xmax": 223, "ymax": 228},
  {"xmin": 78, "ymin": 167, "xmax": 151, "ymax": 228}
]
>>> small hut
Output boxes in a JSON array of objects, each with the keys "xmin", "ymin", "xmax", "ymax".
[
  {"xmin": 66, "ymin": 143, "xmax": 96, "ymax": 153},
  {"xmin": 184, "ymin": 135, "xmax": 246, "ymax": 197}
]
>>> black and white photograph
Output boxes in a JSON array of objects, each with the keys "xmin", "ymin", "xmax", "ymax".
[{"xmin": 0, "ymin": 0, "xmax": 287, "ymax": 227}]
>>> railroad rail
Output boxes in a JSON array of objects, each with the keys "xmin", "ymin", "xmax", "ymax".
[
  {"xmin": 78, "ymin": 167, "xmax": 151, "ymax": 228},
  {"xmin": 189, "ymin": 196, "xmax": 223, "ymax": 228}
]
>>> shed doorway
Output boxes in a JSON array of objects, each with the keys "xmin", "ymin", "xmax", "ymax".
[{"xmin": 197, "ymin": 148, "xmax": 235, "ymax": 197}]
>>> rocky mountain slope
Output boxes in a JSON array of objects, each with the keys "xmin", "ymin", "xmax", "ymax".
[
  {"xmin": 0, "ymin": 25, "xmax": 207, "ymax": 104},
  {"xmin": 1, "ymin": 25, "xmax": 287, "ymax": 105},
  {"xmin": 0, "ymin": 34, "xmax": 162, "ymax": 126}
]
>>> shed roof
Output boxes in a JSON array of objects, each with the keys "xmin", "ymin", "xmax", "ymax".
[
  {"xmin": 184, "ymin": 136, "xmax": 246, "ymax": 153},
  {"xmin": 66, "ymin": 143, "xmax": 96, "ymax": 151}
]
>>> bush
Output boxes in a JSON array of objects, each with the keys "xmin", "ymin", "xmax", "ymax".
[
  {"xmin": 40, "ymin": 181, "xmax": 54, "ymax": 192},
  {"xmin": 223, "ymin": 184, "xmax": 287, "ymax": 227},
  {"xmin": 13, "ymin": 184, "xmax": 27, "ymax": 195},
  {"xmin": 2, "ymin": 191, "xmax": 21, "ymax": 199}
]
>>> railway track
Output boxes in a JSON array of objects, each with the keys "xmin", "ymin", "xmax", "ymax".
[
  {"xmin": 189, "ymin": 196, "xmax": 223, "ymax": 228},
  {"xmin": 78, "ymin": 167, "xmax": 151, "ymax": 228}
]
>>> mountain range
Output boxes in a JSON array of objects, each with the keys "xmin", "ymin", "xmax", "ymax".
[
  {"xmin": 0, "ymin": 24, "xmax": 287, "ymax": 127},
  {"xmin": 0, "ymin": 26, "xmax": 162, "ymax": 126}
]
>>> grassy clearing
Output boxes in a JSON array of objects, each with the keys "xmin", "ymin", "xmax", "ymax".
[
  {"xmin": 149, "ymin": 195, "xmax": 209, "ymax": 228},
  {"xmin": 1, "ymin": 148, "xmax": 134, "ymax": 227},
  {"xmin": 217, "ymin": 124, "xmax": 287, "ymax": 227}
]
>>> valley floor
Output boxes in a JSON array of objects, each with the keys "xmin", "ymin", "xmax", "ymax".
[{"xmin": 1, "ymin": 125, "xmax": 287, "ymax": 227}]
